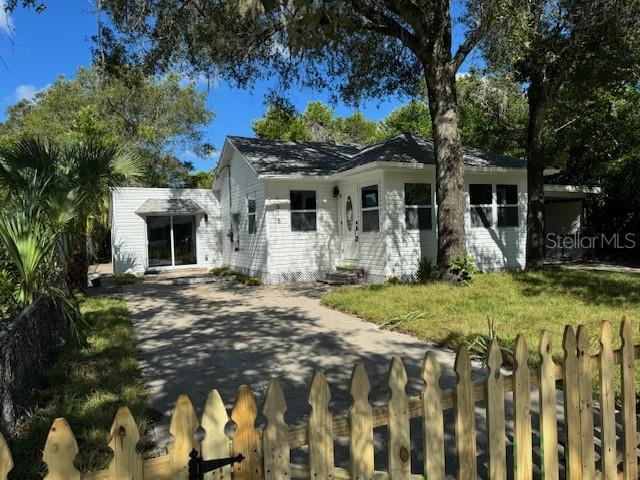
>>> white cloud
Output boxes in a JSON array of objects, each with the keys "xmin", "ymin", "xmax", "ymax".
[
  {"xmin": 0, "ymin": 0, "xmax": 14, "ymax": 35},
  {"xmin": 10, "ymin": 83, "xmax": 50, "ymax": 103}
]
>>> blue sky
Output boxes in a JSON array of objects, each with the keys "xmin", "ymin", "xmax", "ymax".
[{"xmin": 0, "ymin": 2, "xmax": 480, "ymax": 172}]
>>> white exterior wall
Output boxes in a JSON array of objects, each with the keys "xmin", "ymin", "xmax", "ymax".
[
  {"xmin": 383, "ymin": 168, "xmax": 438, "ymax": 279},
  {"xmin": 111, "ymin": 187, "xmax": 221, "ymax": 274},
  {"xmin": 464, "ymin": 171, "xmax": 528, "ymax": 271},
  {"xmin": 217, "ymin": 148, "xmax": 268, "ymax": 277},
  {"xmin": 263, "ymin": 178, "xmax": 340, "ymax": 283}
]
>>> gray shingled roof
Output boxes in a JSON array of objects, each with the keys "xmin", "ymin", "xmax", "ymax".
[
  {"xmin": 228, "ymin": 136, "xmax": 359, "ymax": 176},
  {"xmin": 135, "ymin": 198, "xmax": 205, "ymax": 216},
  {"xmin": 229, "ymin": 133, "xmax": 526, "ymax": 176}
]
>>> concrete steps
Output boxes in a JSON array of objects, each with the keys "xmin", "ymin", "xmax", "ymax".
[{"xmin": 318, "ymin": 266, "xmax": 365, "ymax": 286}]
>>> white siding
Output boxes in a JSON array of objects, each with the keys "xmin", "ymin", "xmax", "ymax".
[
  {"xmin": 263, "ymin": 179, "xmax": 340, "ymax": 283},
  {"xmin": 111, "ymin": 187, "xmax": 221, "ymax": 274},
  {"xmin": 383, "ymin": 168, "xmax": 438, "ymax": 279},
  {"xmin": 217, "ymin": 148, "xmax": 268, "ymax": 277},
  {"xmin": 464, "ymin": 172, "xmax": 527, "ymax": 270}
]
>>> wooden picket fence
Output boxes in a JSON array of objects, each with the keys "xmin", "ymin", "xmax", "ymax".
[{"xmin": 1, "ymin": 318, "xmax": 639, "ymax": 479}]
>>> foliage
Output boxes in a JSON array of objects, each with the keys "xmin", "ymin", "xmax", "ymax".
[
  {"xmin": 449, "ymin": 255, "xmax": 478, "ymax": 286},
  {"xmin": 380, "ymin": 310, "xmax": 426, "ymax": 331},
  {"xmin": 210, "ymin": 266, "xmax": 233, "ymax": 277},
  {"xmin": 0, "ymin": 64, "xmax": 214, "ymax": 188},
  {"xmin": 8, "ymin": 296, "xmax": 153, "ymax": 479},
  {"xmin": 234, "ymin": 272, "xmax": 248, "ymax": 283},
  {"xmin": 386, "ymin": 275, "xmax": 401, "ymax": 285},
  {"xmin": 114, "ymin": 273, "xmax": 137, "ymax": 285},
  {"xmin": 244, "ymin": 276, "xmax": 262, "ymax": 286},
  {"xmin": 376, "ymin": 100, "xmax": 432, "ymax": 140},
  {"xmin": 546, "ymin": 85, "xmax": 640, "ymax": 259},
  {"xmin": 183, "ymin": 170, "xmax": 215, "ymax": 189},
  {"xmin": 252, "ymin": 101, "xmax": 378, "ymax": 144},
  {"xmin": 464, "ymin": 318, "xmax": 513, "ymax": 366},
  {"xmin": 0, "ymin": 140, "xmax": 79, "ymax": 311},
  {"xmin": 416, "ymin": 257, "xmax": 434, "ymax": 284},
  {"xmin": 457, "ymin": 72, "xmax": 527, "ymax": 158}
]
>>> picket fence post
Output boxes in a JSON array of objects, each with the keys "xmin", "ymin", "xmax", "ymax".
[
  {"xmin": 231, "ymin": 385, "xmax": 262, "ymax": 480},
  {"xmin": 421, "ymin": 352, "xmax": 444, "ymax": 480},
  {"xmin": 388, "ymin": 357, "xmax": 411, "ymax": 479},
  {"xmin": 170, "ymin": 395, "xmax": 200, "ymax": 480},
  {"xmin": 577, "ymin": 326, "xmax": 595, "ymax": 480},
  {"xmin": 486, "ymin": 340, "xmax": 506, "ymax": 480},
  {"xmin": 538, "ymin": 331, "xmax": 559, "ymax": 480},
  {"xmin": 454, "ymin": 346, "xmax": 477, "ymax": 480},
  {"xmin": 107, "ymin": 406, "xmax": 143, "ymax": 480},
  {"xmin": 563, "ymin": 326, "xmax": 581, "ymax": 480},
  {"xmin": 349, "ymin": 363, "xmax": 374, "ymax": 480},
  {"xmin": 262, "ymin": 380, "xmax": 290, "ymax": 480},
  {"xmin": 513, "ymin": 335, "xmax": 532, "ymax": 480},
  {"xmin": 202, "ymin": 389, "xmax": 232, "ymax": 480},
  {"xmin": 308, "ymin": 371, "xmax": 334, "ymax": 479},
  {"xmin": 43, "ymin": 417, "xmax": 81, "ymax": 480},
  {"xmin": 620, "ymin": 317, "xmax": 637, "ymax": 480},
  {"xmin": 0, "ymin": 433, "xmax": 13, "ymax": 480},
  {"xmin": 598, "ymin": 321, "xmax": 616, "ymax": 480}
]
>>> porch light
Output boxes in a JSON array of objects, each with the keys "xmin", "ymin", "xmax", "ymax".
[{"xmin": 333, "ymin": 186, "xmax": 340, "ymax": 198}]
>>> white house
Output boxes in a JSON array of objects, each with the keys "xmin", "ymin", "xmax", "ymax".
[{"xmin": 110, "ymin": 133, "xmax": 595, "ymax": 282}]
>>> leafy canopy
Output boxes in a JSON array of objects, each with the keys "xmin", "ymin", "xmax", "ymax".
[{"xmin": 0, "ymin": 65, "xmax": 215, "ymax": 187}]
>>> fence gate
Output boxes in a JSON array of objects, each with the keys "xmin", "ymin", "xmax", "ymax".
[{"xmin": 1, "ymin": 318, "xmax": 639, "ymax": 479}]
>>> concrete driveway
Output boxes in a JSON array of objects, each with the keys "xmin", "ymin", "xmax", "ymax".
[{"xmin": 120, "ymin": 280, "xmax": 467, "ymax": 460}]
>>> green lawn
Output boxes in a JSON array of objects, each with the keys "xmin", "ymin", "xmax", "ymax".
[
  {"xmin": 322, "ymin": 268, "xmax": 640, "ymax": 366},
  {"xmin": 9, "ymin": 296, "xmax": 153, "ymax": 479}
]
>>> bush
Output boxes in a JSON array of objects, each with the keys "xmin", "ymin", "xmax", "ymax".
[
  {"xmin": 234, "ymin": 272, "xmax": 248, "ymax": 283},
  {"xmin": 386, "ymin": 275, "xmax": 401, "ymax": 285},
  {"xmin": 114, "ymin": 273, "xmax": 137, "ymax": 285},
  {"xmin": 210, "ymin": 266, "xmax": 233, "ymax": 277},
  {"xmin": 416, "ymin": 257, "xmax": 434, "ymax": 283},
  {"xmin": 244, "ymin": 277, "xmax": 262, "ymax": 286},
  {"xmin": 449, "ymin": 255, "xmax": 478, "ymax": 286}
]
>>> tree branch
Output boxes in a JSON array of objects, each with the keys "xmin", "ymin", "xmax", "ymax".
[{"xmin": 451, "ymin": 27, "xmax": 482, "ymax": 72}]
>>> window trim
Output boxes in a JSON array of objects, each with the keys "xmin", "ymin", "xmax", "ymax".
[
  {"xmin": 469, "ymin": 183, "xmax": 494, "ymax": 229},
  {"xmin": 290, "ymin": 189, "xmax": 317, "ymax": 232},
  {"xmin": 404, "ymin": 183, "xmax": 433, "ymax": 231},
  {"xmin": 496, "ymin": 184, "xmax": 519, "ymax": 228},
  {"xmin": 361, "ymin": 184, "xmax": 380, "ymax": 233},
  {"xmin": 247, "ymin": 196, "xmax": 256, "ymax": 235}
]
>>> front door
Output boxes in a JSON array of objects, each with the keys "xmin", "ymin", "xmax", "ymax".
[{"xmin": 341, "ymin": 188, "xmax": 359, "ymax": 260}]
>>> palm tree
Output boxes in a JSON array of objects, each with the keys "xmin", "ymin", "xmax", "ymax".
[
  {"xmin": 62, "ymin": 140, "xmax": 142, "ymax": 291},
  {"xmin": 0, "ymin": 140, "xmax": 80, "ymax": 309}
]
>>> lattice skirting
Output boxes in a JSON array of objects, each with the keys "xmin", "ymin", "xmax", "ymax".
[{"xmin": 262, "ymin": 270, "xmax": 331, "ymax": 285}]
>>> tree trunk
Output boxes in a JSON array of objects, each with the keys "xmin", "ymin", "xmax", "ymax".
[
  {"xmin": 525, "ymin": 77, "xmax": 548, "ymax": 268},
  {"xmin": 66, "ymin": 227, "xmax": 89, "ymax": 293},
  {"xmin": 424, "ymin": 63, "xmax": 467, "ymax": 271}
]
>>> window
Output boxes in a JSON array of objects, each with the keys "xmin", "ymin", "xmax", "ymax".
[
  {"xmin": 345, "ymin": 196, "xmax": 354, "ymax": 231},
  {"xmin": 247, "ymin": 197, "xmax": 256, "ymax": 234},
  {"xmin": 361, "ymin": 185, "xmax": 379, "ymax": 232},
  {"xmin": 290, "ymin": 190, "xmax": 317, "ymax": 231},
  {"xmin": 497, "ymin": 184, "xmax": 518, "ymax": 227},
  {"xmin": 146, "ymin": 215, "xmax": 197, "ymax": 267},
  {"xmin": 469, "ymin": 184, "xmax": 493, "ymax": 228},
  {"xmin": 405, "ymin": 183, "xmax": 432, "ymax": 230}
]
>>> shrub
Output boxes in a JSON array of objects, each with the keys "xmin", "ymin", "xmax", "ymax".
[
  {"xmin": 464, "ymin": 318, "xmax": 513, "ymax": 366},
  {"xmin": 386, "ymin": 275, "xmax": 401, "ymax": 285},
  {"xmin": 416, "ymin": 257, "xmax": 434, "ymax": 283},
  {"xmin": 210, "ymin": 266, "xmax": 233, "ymax": 277},
  {"xmin": 114, "ymin": 273, "xmax": 137, "ymax": 285},
  {"xmin": 234, "ymin": 272, "xmax": 248, "ymax": 283},
  {"xmin": 449, "ymin": 255, "xmax": 478, "ymax": 286},
  {"xmin": 244, "ymin": 277, "xmax": 262, "ymax": 286}
]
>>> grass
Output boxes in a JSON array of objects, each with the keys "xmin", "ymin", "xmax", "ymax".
[
  {"xmin": 9, "ymin": 296, "xmax": 153, "ymax": 479},
  {"xmin": 322, "ymin": 267, "xmax": 640, "ymax": 369}
]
